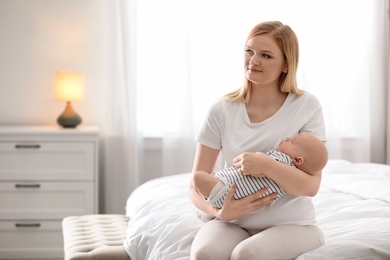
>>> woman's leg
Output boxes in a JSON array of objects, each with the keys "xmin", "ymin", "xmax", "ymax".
[
  {"xmin": 231, "ymin": 225, "xmax": 324, "ymax": 260},
  {"xmin": 191, "ymin": 219, "xmax": 250, "ymax": 260}
]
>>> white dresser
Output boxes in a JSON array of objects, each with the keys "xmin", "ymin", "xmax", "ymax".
[{"xmin": 0, "ymin": 126, "xmax": 99, "ymax": 259}]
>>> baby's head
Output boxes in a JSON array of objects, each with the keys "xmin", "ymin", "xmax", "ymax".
[{"xmin": 277, "ymin": 132, "xmax": 328, "ymax": 173}]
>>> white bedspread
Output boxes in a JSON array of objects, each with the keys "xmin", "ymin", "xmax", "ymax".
[{"xmin": 124, "ymin": 160, "xmax": 390, "ymax": 260}]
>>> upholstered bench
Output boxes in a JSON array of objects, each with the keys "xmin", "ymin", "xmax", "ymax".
[{"xmin": 62, "ymin": 214, "xmax": 130, "ymax": 260}]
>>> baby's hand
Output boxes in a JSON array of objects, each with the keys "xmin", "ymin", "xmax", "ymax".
[{"xmin": 233, "ymin": 152, "xmax": 271, "ymax": 176}]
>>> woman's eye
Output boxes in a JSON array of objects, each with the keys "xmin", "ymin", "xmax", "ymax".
[
  {"xmin": 245, "ymin": 49, "xmax": 253, "ymax": 55},
  {"xmin": 262, "ymin": 53, "xmax": 271, "ymax": 59}
]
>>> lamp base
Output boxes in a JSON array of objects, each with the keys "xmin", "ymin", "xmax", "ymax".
[{"xmin": 57, "ymin": 101, "xmax": 82, "ymax": 128}]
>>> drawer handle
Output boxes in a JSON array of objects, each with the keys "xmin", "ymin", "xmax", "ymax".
[
  {"xmin": 15, "ymin": 144, "xmax": 41, "ymax": 149},
  {"xmin": 15, "ymin": 184, "xmax": 41, "ymax": 189},
  {"xmin": 15, "ymin": 223, "xmax": 41, "ymax": 228}
]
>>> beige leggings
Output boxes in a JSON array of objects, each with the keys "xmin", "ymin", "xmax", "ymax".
[{"xmin": 190, "ymin": 220, "xmax": 324, "ymax": 260}]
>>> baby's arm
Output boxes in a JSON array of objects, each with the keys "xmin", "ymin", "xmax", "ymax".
[{"xmin": 193, "ymin": 171, "xmax": 220, "ymax": 199}]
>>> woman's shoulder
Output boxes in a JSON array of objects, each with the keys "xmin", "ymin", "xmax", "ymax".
[
  {"xmin": 209, "ymin": 98, "xmax": 242, "ymax": 113},
  {"xmin": 287, "ymin": 92, "xmax": 322, "ymax": 107}
]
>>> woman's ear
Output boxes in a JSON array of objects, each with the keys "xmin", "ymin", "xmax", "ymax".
[
  {"xmin": 293, "ymin": 156, "xmax": 304, "ymax": 165},
  {"xmin": 283, "ymin": 63, "xmax": 288, "ymax": 73}
]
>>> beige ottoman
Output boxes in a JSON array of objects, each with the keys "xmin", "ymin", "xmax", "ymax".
[{"xmin": 62, "ymin": 214, "xmax": 130, "ymax": 260}]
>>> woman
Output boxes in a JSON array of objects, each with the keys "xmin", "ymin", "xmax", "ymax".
[{"xmin": 189, "ymin": 21, "xmax": 326, "ymax": 259}]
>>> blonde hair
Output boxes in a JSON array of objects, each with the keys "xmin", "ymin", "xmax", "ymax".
[{"xmin": 224, "ymin": 21, "xmax": 304, "ymax": 103}]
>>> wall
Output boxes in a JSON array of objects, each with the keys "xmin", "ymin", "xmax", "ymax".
[
  {"xmin": 0, "ymin": 0, "xmax": 113, "ymax": 212},
  {"xmin": 0, "ymin": 0, "xmax": 105, "ymax": 126},
  {"xmin": 0, "ymin": 1, "xmax": 167, "ymax": 214}
]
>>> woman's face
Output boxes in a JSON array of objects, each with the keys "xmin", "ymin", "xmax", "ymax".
[{"xmin": 244, "ymin": 34, "xmax": 287, "ymax": 87}]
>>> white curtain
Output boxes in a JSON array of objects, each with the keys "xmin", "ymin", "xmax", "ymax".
[
  {"xmin": 98, "ymin": 0, "xmax": 140, "ymax": 213},
  {"xmin": 367, "ymin": 0, "xmax": 389, "ymax": 164},
  {"xmin": 135, "ymin": 0, "xmax": 196, "ymax": 177},
  {"xmin": 99, "ymin": 0, "xmax": 390, "ymax": 213},
  {"xmin": 386, "ymin": 0, "xmax": 390, "ymax": 165}
]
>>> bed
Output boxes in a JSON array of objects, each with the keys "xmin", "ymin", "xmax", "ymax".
[{"xmin": 124, "ymin": 160, "xmax": 390, "ymax": 259}]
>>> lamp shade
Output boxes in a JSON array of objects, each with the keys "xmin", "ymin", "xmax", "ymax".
[{"xmin": 55, "ymin": 72, "xmax": 84, "ymax": 101}]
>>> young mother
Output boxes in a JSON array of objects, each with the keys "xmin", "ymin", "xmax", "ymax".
[{"xmin": 189, "ymin": 21, "xmax": 326, "ymax": 259}]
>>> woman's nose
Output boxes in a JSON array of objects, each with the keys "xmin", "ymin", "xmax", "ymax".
[{"xmin": 250, "ymin": 56, "xmax": 260, "ymax": 65}]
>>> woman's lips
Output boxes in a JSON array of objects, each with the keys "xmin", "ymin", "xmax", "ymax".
[{"xmin": 248, "ymin": 67, "xmax": 262, "ymax": 72}]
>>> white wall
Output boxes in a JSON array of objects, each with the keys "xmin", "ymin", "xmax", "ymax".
[
  {"xmin": 0, "ymin": 0, "xmax": 107, "ymax": 126},
  {"xmin": 0, "ymin": 0, "xmax": 114, "ymax": 212}
]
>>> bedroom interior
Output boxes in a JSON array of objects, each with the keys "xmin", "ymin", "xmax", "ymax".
[{"xmin": 0, "ymin": 0, "xmax": 389, "ymax": 259}]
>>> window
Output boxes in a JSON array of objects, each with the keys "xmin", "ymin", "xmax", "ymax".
[{"xmin": 135, "ymin": 0, "xmax": 379, "ymax": 151}]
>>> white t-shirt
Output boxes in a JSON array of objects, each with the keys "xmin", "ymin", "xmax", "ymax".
[{"xmin": 196, "ymin": 92, "xmax": 326, "ymax": 230}]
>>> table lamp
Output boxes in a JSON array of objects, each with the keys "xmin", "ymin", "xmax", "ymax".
[{"xmin": 55, "ymin": 72, "xmax": 84, "ymax": 128}]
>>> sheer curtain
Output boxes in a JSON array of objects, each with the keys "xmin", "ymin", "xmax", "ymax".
[
  {"xmin": 136, "ymin": 0, "xmax": 196, "ymax": 176},
  {"xmin": 99, "ymin": 0, "xmax": 389, "ymax": 213},
  {"xmin": 366, "ymin": 0, "xmax": 389, "ymax": 164},
  {"xmin": 98, "ymin": 0, "xmax": 140, "ymax": 213},
  {"xmin": 386, "ymin": 0, "xmax": 390, "ymax": 165},
  {"xmin": 136, "ymin": 0, "xmax": 389, "ymax": 163}
]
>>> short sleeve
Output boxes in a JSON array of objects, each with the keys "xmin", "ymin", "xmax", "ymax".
[
  {"xmin": 195, "ymin": 101, "xmax": 224, "ymax": 150},
  {"xmin": 300, "ymin": 94, "xmax": 327, "ymax": 142}
]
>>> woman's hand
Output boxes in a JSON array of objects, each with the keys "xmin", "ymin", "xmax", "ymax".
[
  {"xmin": 233, "ymin": 152, "xmax": 272, "ymax": 177},
  {"xmin": 215, "ymin": 184, "xmax": 277, "ymax": 221},
  {"xmin": 234, "ymin": 151, "xmax": 322, "ymax": 197}
]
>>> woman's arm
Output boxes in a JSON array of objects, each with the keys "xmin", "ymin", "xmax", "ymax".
[
  {"xmin": 190, "ymin": 143, "xmax": 277, "ymax": 221},
  {"xmin": 189, "ymin": 143, "xmax": 222, "ymax": 216},
  {"xmin": 234, "ymin": 152, "xmax": 321, "ymax": 196}
]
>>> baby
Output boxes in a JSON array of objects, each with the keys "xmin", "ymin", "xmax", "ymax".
[{"xmin": 193, "ymin": 132, "xmax": 328, "ymax": 209}]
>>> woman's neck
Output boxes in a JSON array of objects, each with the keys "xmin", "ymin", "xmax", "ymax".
[
  {"xmin": 250, "ymin": 84, "xmax": 286, "ymax": 105},
  {"xmin": 246, "ymin": 86, "xmax": 288, "ymax": 123}
]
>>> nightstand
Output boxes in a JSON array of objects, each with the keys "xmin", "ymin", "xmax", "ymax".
[{"xmin": 0, "ymin": 126, "xmax": 99, "ymax": 259}]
